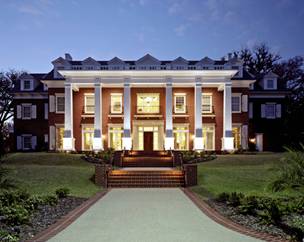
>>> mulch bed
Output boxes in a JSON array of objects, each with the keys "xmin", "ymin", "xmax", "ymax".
[
  {"xmin": 207, "ymin": 199, "xmax": 301, "ymax": 241},
  {"xmin": 0, "ymin": 196, "xmax": 87, "ymax": 242}
]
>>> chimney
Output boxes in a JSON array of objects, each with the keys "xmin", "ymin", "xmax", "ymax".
[
  {"xmin": 65, "ymin": 53, "xmax": 73, "ymax": 61},
  {"xmin": 227, "ymin": 53, "xmax": 232, "ymax": 60}
]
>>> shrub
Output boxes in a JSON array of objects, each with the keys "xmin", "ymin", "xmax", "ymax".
[
  {"xmin": 0, "ymin": 166, "xmax": 16, "ymax": 191},
  {"xmin": 216, "ymin": 192, "xmax": 230, "ymax": 203},
  {"xmin": 42, "ymin": 195, "xmax": 58, "ymax": 206},
  {"xmin": 227, "ymin": 192, "xmax": 244, "ymax": 207},
  {"xmin": 55, "ymin": 188, "xmax": 70, "ymax": 199},
  {"xmin": 257, "ymin": 201, "xmax": 281, "ymax": 225},
  {"xmin": 238, "ymin": 196, "xmax": 258, "ymax": 215},
  {"xmin": 0, "ymin": 230, "xmax": 19, "ymax": 242},
  {"xmin": 269, "ymin": 144, "xmax": 304, "ymax": 192},
  {"xmin": 0, "ymin": 204, "xmax": 30, "ymax": 226},
  {"xmin": 0, "ymin": 190, "xmax": 30, "ymax": 206}
]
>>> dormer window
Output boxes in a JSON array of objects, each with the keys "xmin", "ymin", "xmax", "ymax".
[
  {"xmin": 21, "ymin": 80, "xmax": 33, "ymax": 91},
  {"xmin": 264, "ymin": 78, "xmax": 277, "ymax": 90}
]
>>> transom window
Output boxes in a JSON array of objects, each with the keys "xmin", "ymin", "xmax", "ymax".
[
  {"xmin": 202, "ymin": 94, "xmax": 212, "ymax": 113},
  {"xmin": 232, "ymin": 94, "xmax": 241, "ymax": 113},
  {"xmin": 174, "ymin": 94, "xmax": 186, "ymax": 113},
  {"xmin": 111, "ymin": 94, "xmax": 123, "ymax": 113},
  {"xmin": 137, "ymin": 93, "xmax": 160, "ymax": 113},
  {"xmin": 22, "ymin": 104, "xmax": 31, "ymax": 119},
  {"xmin": 56, "ymin": 95, "xmax": 65, "ymax": 113},
  {"xmin": 265, "ymin": 104, "xmax": 276, "ymax": 118},
  {"xmin": 84, "ymin": 94, "xmax": 94, "ymax": 113}
]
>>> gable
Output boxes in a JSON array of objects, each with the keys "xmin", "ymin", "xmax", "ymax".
[
  {"xmin": 171, "ymin": 56, "xmax": 188, "ymax": 65},
  {"xmin": 52, "ymin": 57, "xmax": 69, "ymax": 66},
  {"xmin": 108, "ymin": 57, "xmax": 126, "ymax": 66},
  {"xmin": 136, "ymin": 54, "xmax": 161, "ymax": 65},
  {"xmin": 82, "ymin": 57, "xmax": 100, "ymax": 66},
  {"xmin": 196, "ymin": 57, "xmax": 214, "ymax": 65}
]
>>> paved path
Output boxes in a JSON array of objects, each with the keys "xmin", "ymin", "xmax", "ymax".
[{"xmin": 49, "ymin": 188, "xmax": 261, "ymax": 242}]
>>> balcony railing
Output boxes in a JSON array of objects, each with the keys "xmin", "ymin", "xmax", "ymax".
[
  {"xmin": 109, "ymin": 105, "xmax": 123, "ymax": 115},
  {"xmin": 136, "ymin": 105, "xmax": 160, "ymax": 114}
]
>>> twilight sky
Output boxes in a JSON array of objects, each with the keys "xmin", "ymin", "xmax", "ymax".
[{"xmin": 0, "ymin": 0, "xmax": 304, "ymax": 72}]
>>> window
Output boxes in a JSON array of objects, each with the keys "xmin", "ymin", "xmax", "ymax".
[
  {"xmin": 174, "ymin": 94, "xmax": 186, "ymax": 113},
  {"xmin": 264, "ymin": 78, "xmax": 277, "ymax": 90},
  {"xmin": 109, "ymin": 126, "xmax": 123, "ymax": 150},
  {"xmin": 22, "ymin": 136, "xmax": 32, "ymax": 150},
  {"xmin": 202, "ymin": 94, "xmax": 212, "ymax": 113},
  {"xmin": 84, "ymin": 94, "xmax": 94, "ymax": 113},
  {"xmin": 232, "ymin": 126, "xmax": 241, "ymax": 149},
  {"xmin": 232, "ymin": 94, "xmax": 241, "ymax": 113},
  {"xmin": 22, "ymin": 80, "xmax": 33, "ymax": 91},
  {"xmin": 203, "ymin": 125, "xmax": 215, "ymax": 150},
  {"xmin": 265, "ymin": 104, "xmax": 276, "ymax": 118},
  {"xmin": 56, "ymin": 95, "xmax": 65, "ymax": 113},
  {"xmin": 82, "ymin": 126, "xmax": 94, "ymax": 150},
  {"xmin": 111, "ymin": 94, "xmax": 122, "ymax": 113},
  {"xmin": 173, "ymin": 125, "xmax": 189, "ymax": 150},
  {"xmin": 22, "ymin": 104, "xmax": 31, "ymax": 119},
  {"xmin": 137, "ymin": 93, "xmax": 160, "ymax": 113},
  {"xmin": 56, "ymin": 126, "xmax": 64, "ymax": 150},
  {"xmin": 266, "ymin": 79, "xmax": 274, "ymax": 89}
]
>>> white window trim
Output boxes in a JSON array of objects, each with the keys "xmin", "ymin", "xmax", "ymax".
[
  {"xmin": 265, "ymin": 102, "xmax": 276, "ymax": 119},
  {"xmin": 22, "ymin": 134, "xmax": 32, "ymax": 150},
  {"xmin": 110, "ymin": 93, "xmax": 123, "ymax": 114},
  {"xmin": 21, "ymin": 79, "xmax": 34, "ymax": 91},
  {"xmin": 173, "ymin": 123, "xmax": 189, "ymax": 150},
  {"xmin": 202, "ymin": 93, "xmax": 213, "ymax": 113},
  {"xmin": 84, "ymin": 93, "xmax": 95, "ymax": 114},
  {"xmin": 108, "ymin": 124, "xmax": 123, "ymax": 150},
  {"xmin": 21, "ymin": 103, "xmax": 32, "ymax": 120},
  {"xmin": 264, "ymin": 78, "xmax": 277, "ymax": 90},
  {"xmin": 203, "ymin": 123, "xmax": 215, "ymax": 151},
  {"xmin": 174, "ymin": 93, "xmax": 186, "ymax": 114},
  {"xmin": 55, "ymin": 93, "xmax": 65, "ymax": 114},
  {"xmin": 232, "ymin": 93, "xmax": 242, "ymax": 113},
  {"xmin": 81, "ymin": 124, "xmax": 94, "ymax": 151}
]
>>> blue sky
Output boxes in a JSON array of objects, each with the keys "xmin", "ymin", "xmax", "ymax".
[{"xmin": 0, "ymin": 0, "xmax": 304, "ymax": 72}]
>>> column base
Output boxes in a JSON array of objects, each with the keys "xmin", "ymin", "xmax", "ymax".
[
  {"xmin": 93, "ymin": 137, "xmax": 103, "ymax": 151},
  {"xmin": 221, "ymin": 137, "xmax": 234, "ymax": 151},
  {"xmin": 164, "ymin": 137, "xmax": 174, "ymax": 150},
  {"xmin": 194, "ymin": 137, "xmax": 204, "ymax": 151},
  {"xmin": 122, "ymin": 137, "xmax": 132, "ymax": 150},
  {"xmin": 63, "ymin": 137, "xmax": 74, "ymax": 151}
]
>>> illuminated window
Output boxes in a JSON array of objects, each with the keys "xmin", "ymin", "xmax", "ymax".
[
  {"xmin": 174, "ymin": 94, "xmax": 186, "ymax": 113},
  {"xmin": 232, "ymin": 126, "xmax": 241, "ymax": 149},
  {"xmin": 83, "ymin": 126, "xmax": 94, "ymax": 150},
  {"xmin": 56, "ymin": 126, "xmax": 64, "ymax": 150},
  {"xmin": 109, "ymin": 126, "xmax": 123, "ymax": 150},
  {"xmin": 202, "ymin": 94, "xmax": 212, "ymax": 113},
  {"xmin": 84, "ymin": 94, "xmax": 94, "ymax": 113},
  {"xmin": 137, "ymin": 94, "xmax": 160, "ymax": 113},
  {"xmin": 203, "ymin": 125, "xmax": 215, "ymax": 150},
  {"xmin": 111, "ymin": 94, "xmax": 122, "ymax": 113},
  {"xmin": 173, "ymin": 125, "xmax": 188, "ymax": 150}
]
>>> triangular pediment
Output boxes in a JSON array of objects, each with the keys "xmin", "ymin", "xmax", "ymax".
[
  {"xmin": 264, "ymin": 71, "xmax": 278, "ymax": 78},
  {"xmin": 20, "ymin": 73, "xmax": 34, "ymax": 80},
  {"xmin": 108, "ymin": 57, "xmax": 126, "ymax": 65},
  {"xmin": 136, "ymin": 54, "xmax": 160, "ymax": 65},
  {"xmin": 171, "ymin": 56, "xmax": 188, "ymax": 65},
  {"xmin": 82, "ymin": 57, "xmax": 100, "ymax": 66},
  {"xmin": 197, "ymin": 56, "xmax": 214, "ymax": 65}
]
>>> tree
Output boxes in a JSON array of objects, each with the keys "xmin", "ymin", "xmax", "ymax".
[{"xmin": 0, "ymin": 70, "xmax": 21, "ymax": 158}]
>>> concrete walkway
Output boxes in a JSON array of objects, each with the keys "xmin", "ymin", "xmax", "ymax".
[{"xmin": 49, "ymin": 189, "xmax": 261, "ymax": 242}]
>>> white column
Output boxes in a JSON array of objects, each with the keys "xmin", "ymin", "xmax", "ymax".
[
  {"xmin": 122, "ymin": 79, "xmax": 132, "ymax": 150},
  {"xmin": 93, "ymin": 82, "xmax": 103, "ymax": 151},
  {"xmin": 222, "ymin": 83, "xmax": 234, "ymax": 150},
  {"xmin": 194, "ymin": 78, "xmax": 204, "ymax": 150},
  {"xmin": 63, "ymin": 83, "xmax": 74, "ymax": 150},
  {"xmin": 165, "ymin": 81, "xmax": 174, "ymax": 150}
]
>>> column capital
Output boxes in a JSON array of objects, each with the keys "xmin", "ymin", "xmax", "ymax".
[
  {"xmin": 195, "ymin": 77, "xmax": 202, "ymax": 84},
  {"xmin": 94, "ymin": 82, "xmax": 101, "ymax": 88}
]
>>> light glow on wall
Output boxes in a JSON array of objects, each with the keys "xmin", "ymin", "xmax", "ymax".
[
  {"xmin": 93, "ymin": 137, "xmax": 103, "ymax": 151},
  {"xmin": 63, "ymin": 137, "xmax": 74, "ymax": 151},
  {"xmin": 122, "ymin": 137, "xmax": 132, "ymax": 150},
  {"xmin": 222, "ymin": 137, "xmax": 234, "ymax": 151},
  {"xmin": 164, "ymin": 137, "xmax": 174, "ymax": 150},
  {"xmin": 194, "ymin": 137, "xmax": 204, "ymax": 150}
]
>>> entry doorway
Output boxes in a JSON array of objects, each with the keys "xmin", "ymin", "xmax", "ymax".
[{"xmin": 144, "ymin": 132, "xmax": 153, "ymax": 152}]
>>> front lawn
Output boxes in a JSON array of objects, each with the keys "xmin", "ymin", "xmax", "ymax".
[
  {"xmin": 2, "ymin": 152, "xmax": 100, "ymax": 198},
  {"xmin": 192, "ymin": 153, "xmax": 303, "ymax": 199}
]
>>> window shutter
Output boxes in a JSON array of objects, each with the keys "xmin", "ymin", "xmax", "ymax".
[
  {"xmin": 242, "ymin": 95, "xmax": 248, "ymax": 112},
  {"xmin": 17, "ymin": 105, "xmax": 22, "ymax": 119},
  {"xmin": 44, "ymin": 103, "xmax": 48, "ymax": 119},
  {"xmin": 261, "ymin": 104, "xmax": 266, "ymax": 118},
  {"xmin": 249, "ymin": 102, "xmax": 253, "ymax": 119},
  {"xmin": 241, "ymin": 125, "xmax": 248, "ymax": 149},
  {"xmin": 31, "ymin": 105, "xmax": 36, "ymax": 119},
  {"xmin": 276, "ymin": 104, "xmax": 281, "ymax": 118},
  {"xmin": 49, "ymin": 95, "xmax": 55, "ymax": 112},
  {"xmin": 17, "ymin": 136, "xmax": 22, "ymax": 150},
  {"xmin": 31, "ymin": 136, "xmax": 37, "ymax": 150}
]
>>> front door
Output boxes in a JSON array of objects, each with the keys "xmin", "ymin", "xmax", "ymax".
[{"xmin": 144, "ymin": 132, "xmax": 153, "ymax": 152}]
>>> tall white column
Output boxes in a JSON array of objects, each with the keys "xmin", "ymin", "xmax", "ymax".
[
  {"xmin": 63, "ymin": 83, "xmax": 74, "ymax": 150},
  {"xmin": 122, "ymin": 79, "xmax": 132, "ymax": 150},
  {"xmin": 222, "ymin": 83, "xmax": 234, "ymax": 150},
  {"xmin": 194, "ymin": 78, "xmax": 204, "ymax": 150},
  {"xmin": 165, "ymin": 81, "xmax": 174, "ymax": 150},
  {"xmin": 93, "ymin": 82, "xmax": 103, "ymax": 151}
]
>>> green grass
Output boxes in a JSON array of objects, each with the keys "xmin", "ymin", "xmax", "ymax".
[
  {"xmin": 2, "ymin": 152, "xmax": 101, "ymax": 198},
  {"xmin": 192, "ymin": 153, "xmax": 304, "ymax": 199}
]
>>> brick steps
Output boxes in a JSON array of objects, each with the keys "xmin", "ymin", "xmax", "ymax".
[{"xmin": 108, "ymin": 170, "xmax": 185, "ymax": 188}]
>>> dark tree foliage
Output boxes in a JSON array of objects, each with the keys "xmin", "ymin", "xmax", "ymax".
[{"xmin": 0, "ymin": 70, "xmax": 21, "ymax": 158}]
